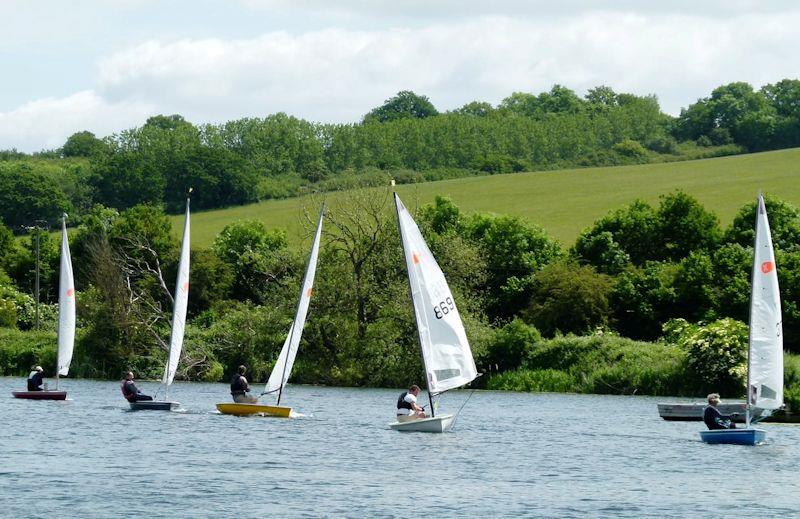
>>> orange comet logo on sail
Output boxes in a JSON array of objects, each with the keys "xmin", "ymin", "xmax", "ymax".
[
  {"xmin": 181, "ymin": 281, "xmax": 189, "ymax": 292},
  {"xmin": 761, "ymin": 261, "xmax": 775, "ymax": 274},
  {"xmin": 306, "ymin": 287, "xmax": 313, "ymax": 297},
  {"xmin": 66, "ymin": 288, "xmax": 74, "ymax": 297},
  {"xmin": 412, "ymin": 253, "xmax": 420, "ymax": 264}
]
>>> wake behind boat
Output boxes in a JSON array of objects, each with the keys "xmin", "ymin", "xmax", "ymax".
[
  {"xmin": 12, "ymin": 214, "xmax": 75, "ymax": 401},
  {"xmin": 387, "ymin": 193, "xmax": 479, "ymax": 433}
]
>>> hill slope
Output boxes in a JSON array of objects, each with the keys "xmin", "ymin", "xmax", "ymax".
[{"xmin": 174, "ymin": 148, "xmax": 800, "ymax": 248}]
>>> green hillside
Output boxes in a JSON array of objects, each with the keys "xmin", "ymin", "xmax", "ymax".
[{"xmin": 173, "ymin": 148, "xmax": 800, "ymax": 248}]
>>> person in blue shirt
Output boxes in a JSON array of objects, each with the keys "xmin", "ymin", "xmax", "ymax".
[{"xmin": 703, "ymin": 393, "xmax": 738, "ymax": 430}]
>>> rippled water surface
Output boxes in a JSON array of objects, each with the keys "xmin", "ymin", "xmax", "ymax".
[{"xmin": 2, "ymin": 377, "xmax": 799, "ymax": 517}]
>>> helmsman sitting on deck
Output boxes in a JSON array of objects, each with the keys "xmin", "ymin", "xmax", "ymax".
[
  {"xmin": 396, "ymin": 385, "xmax": 427, "ymax": 422},
  {"xmin": 27, "ymin": 365, "xmax": 44, "ymax": 391},
  {"xmin": 703, "ymin": 393, "xmax": 737, "ymax": 430},
  {"xmin": 121, "ymin": 371, "xmax": 153, "ymax": 403},
  {"xmin": 230, "ymin": 365, "xmax": 258, "ymax": 403}
]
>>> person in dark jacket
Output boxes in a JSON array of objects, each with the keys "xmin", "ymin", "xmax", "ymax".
[
  {"xmin": 703, "ymin": 393, "xmax": 738, "ymax": 430},
  {"xmin": 27, "ymin": 365, "xmax": 44, "ymax": 391},
  {"xmin": 230, "ymin": 365, "xmax": 258, "ymax": 403},
  {"xmin": 121, "ymin": 371, "xmax": 153, "ymax": 403}
]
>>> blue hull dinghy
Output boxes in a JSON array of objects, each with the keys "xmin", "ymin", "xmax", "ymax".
[{"xmin": 699, "ymin": 428, "xmax": 766, "ymax": 445}]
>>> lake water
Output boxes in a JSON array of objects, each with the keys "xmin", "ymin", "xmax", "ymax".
[{"xmin": 2, "ymin": 377, "xmax": 799, "ymax": 517}]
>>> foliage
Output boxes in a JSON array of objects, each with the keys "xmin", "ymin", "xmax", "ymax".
[
  {"xmin": 481, "ymin": 319, "xmax": 541, "ymax": 373},
  {"xmin": 364, "ymin": 90, "xmax": 439, "ymax": 123},
  {"xmin": 0, "ymin": 162, "xmax": 71, "ymax": 228},
  {"xmin": 672, "ymin": 317, "xmax": 748, "ymax": 396},
  {"xmin": 724, "ymin": 194, "xmax": 800, "ymax": 251},
  {"xmin": 488, "ymin": 332, "xmax": 689, "ymax": 395},
  {"xmin": 525, "ymin": 261, "xmax": 613, "ymax": 337},
  {"xmin": 61, "ymin": 131, "xmax": 107, "ymax": 158}
]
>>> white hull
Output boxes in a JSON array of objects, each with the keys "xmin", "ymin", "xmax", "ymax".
[{"xmin": 388, "ymin": 414, "xmax": 454, "ymax": 433}]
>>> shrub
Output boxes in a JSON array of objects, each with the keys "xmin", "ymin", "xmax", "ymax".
[
  {"xmin": 612, "ymin": 139, "xmax": 648, "ymax": 159},
  {"xmin": 676, "ymin": 317, "xmax": 748, "ymax": 396},
  {"xmin": 482, "ymin": 319, "xmax": 541, "ymax": 372},
  {"xmin": 525, "ymin": 261, "xmax": 613, "ymax": 337}
]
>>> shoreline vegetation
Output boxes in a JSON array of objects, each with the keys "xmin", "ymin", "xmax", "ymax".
[
  {"xmin": 2, "ymin": 80, "xmax": 800, "ymax": 412},
  {"xmin": 3, "ymin": 328, "xmax": 800, "ymax": 410}
]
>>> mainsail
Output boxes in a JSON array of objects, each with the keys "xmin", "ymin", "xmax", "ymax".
[
  {"xmin": 162, "ymin": 198, "xmax": 191, "ymax": 386},
  {"xmin": 395, "ymin": 194, "xmax": 478, "ymax": 394},
  {"xmin": 747, "ymin": 193, "xmax": 783, "ymax": 412},
  {"xmin": 57, "ymin": 215, "xmax": 75, "ymax": 376},
  {"xmin": 265, "ymin": 205, "xmax": 325, "ymax": 399}
]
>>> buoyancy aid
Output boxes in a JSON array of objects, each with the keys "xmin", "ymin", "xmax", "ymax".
[
  {"xmin": 121, "ymin": 380, "xmax": 136, "ymax": 401},
  {"xmin": 397, "ymin": 391, "xmax": 413, "ymax": 410}
]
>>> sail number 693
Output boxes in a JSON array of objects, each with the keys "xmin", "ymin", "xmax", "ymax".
[{"xmin": 433, "ymin": 297, "xmax": 455, "ymax": 319}]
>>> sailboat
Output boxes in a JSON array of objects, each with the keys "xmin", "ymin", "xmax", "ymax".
[
  {"xmin": 13, "ymin": 214, "xmax": 75, "ymax": 401},
  {"xmin": 389, "ymin": 194, "xmax": 479, "ymax": 433},
  {"xmin": 129, "ymin": 196, "xmax": 190, "ymax": 411},
  {"xmin": 700, "ymin": 193, "xmax": 783, "ymax": 445},
  {"xmin": 216, "ymin": 205, "xmax": 325, "ymax": 418}
]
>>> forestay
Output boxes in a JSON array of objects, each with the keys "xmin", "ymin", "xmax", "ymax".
[
  {"xmin": 57, "ymin": 215, "xmax": 75, "ymax": 376},
  {"xmin": 395, "ymin": 194, "xmax": 478, "ymax": 394},
  {"xmin": 163, "ymin": 198, "xmax": 191, "ymax": 386},
  {"xmin": 265, "ymin": 206, "xmax": 325, "ymax": 396},
  {"xmin": 748, "ymin": 193, "xmax": 783, "ymax": 411}
]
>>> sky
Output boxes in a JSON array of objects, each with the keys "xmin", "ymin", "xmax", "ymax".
[{"xmin": 1, "ymin": 0, "xmax": 799, "ymax": 152}]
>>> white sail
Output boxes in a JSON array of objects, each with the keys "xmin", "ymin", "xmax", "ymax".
[
  {"xmin": 395, "ymin": 194, "xmax": 478, "ymax": 394},
  {"xmin": 162, "ymin": 198, "xmax": 191, "ymax": 386},
  {"xmin": 265, "ymin": 206, "xmax": 325, "ymax": 396},
  {"xmin": 57, "ymin": 215, "xmax": 75, "ymax": 376},
  {"xmin": 747, "ymin": 193, "xmax": 783, "ymax": 411}
]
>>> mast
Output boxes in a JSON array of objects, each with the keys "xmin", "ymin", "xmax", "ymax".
[
  {"xmin": 276, "ymin": 204, "xmax": 325, "ymax": 406},
  {"xmin": 55, "ymin": 215, "xmax": 65, "ymax": 391},
  {"xmin": 393, "ymin": 192, "xmax": 436, "ymax": 417},
  {"xmin": 745, "ymin": 192, "xmax": 763, "ymax": 429}
]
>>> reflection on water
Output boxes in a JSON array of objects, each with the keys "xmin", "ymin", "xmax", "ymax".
[{"xmin": 2, "ymin": 378, "xmax": 799, "ymax": 517}]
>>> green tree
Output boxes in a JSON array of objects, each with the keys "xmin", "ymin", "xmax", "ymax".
[
  {"xmin": 724, "ymin": 195, "xmax": 800, "ymax": 252},
  {"xmin": 525, "ymin": 261, "xmax": 613, "ymax": 337},
  {"xmin": 61, "ymin": 131, "xmax": 107, "ymax": 157},
  {"xmin": 363, "ymin": 91, "xmax": 439, "ymax": 123},
  {"xmin": 0, "ymin": 163, "xmax": 71, "ymax": 228},
  {"xmin": 657, "ymin": 190, "xmax": 721, "ymax": 261}
]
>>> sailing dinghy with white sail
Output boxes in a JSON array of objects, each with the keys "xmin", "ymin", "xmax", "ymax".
[
  {"xmin": 389, "ymin": 194, "xmax": 479, "ymax": 433},
  {"xmin": 700, "ymin": 193, "xmax": 783, "ymax": 445},
  {"xmin": 12, "ymin": 215, "xmax": 75, "ymax": 401},
  {"xmin": 130, "ymin": 196, "xmax": 191, "ymax": 411},
  {"xmin": 216, "ymin": 205, "xmax": 325, "ymax": 418}
]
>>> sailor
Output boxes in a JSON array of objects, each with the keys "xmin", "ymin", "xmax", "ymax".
[
  {"xmin": 703, "ymin": 393, "xmax": 737, "ymax": 430},
  {"xmin": 230, "ymin": 365, "xmax": 258, "ymax": 403},
  {"xmin": 121, "ymin": 371, "xmax": 153, "ymax": 403},
  {"xmin": 396, "ymin": 384, "xmax": 427, "ymax": 422},
  {"xmin": 27, "ymin": 365, "xmax": 44, "ymax": 391}
]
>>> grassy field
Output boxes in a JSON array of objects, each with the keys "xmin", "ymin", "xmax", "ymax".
[{"xmin": 172, "ymin": 148, "xmax": 800, "ymax": 249}]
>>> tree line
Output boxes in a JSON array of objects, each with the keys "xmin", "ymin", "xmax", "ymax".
[
  {"xmin": 3, "ymin": 79, "xmax": 800, "ymax": 228},
  {"xmin": 1, "ymin": 190, "xmax": 798, "ymax": 401}
]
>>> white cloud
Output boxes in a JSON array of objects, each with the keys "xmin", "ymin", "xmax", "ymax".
[
  {"xmin": 0, "ymin": 91, "xmax": 153, "ymax": 152},
  {"xmin": 2, "ymin": 7, "xmax": 800, "ymax": 151}
]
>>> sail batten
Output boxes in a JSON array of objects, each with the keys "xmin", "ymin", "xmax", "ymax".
[
  {"xmin": 747, "ymin": 193, "xmax": 783, "ymax": 413},
  {"xmin": 162, "ymin": 198, "xmax": 191, "ymax": 386},
  {"xmin": 265, "ymin": 205, "xmax": 325, "ymax": 396},
  {"xmin": 57, "ymin": 215, "xmax": 75, "ymax": 376},
  {"xmin": 395, "ymin": 194, "xmax": 478, "ymax": 394}
]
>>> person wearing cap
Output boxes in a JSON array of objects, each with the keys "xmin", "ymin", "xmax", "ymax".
[
  {"xmin": 703, "ymin": 393, "xmax": 738, "ymax": 430},
  {"xmin": 121, "ymin": 371, "xmax": 153, "ymax": 403},
  {"xmin": 230, "ymin": 365, "xmax": 258, "ymax": 403},
  {"xmin": 27, "ymin": 366, "xmax": 44, "ymax": 391}
]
